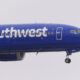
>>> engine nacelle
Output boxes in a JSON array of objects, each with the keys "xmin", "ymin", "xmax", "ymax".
[{"xmin": 0, "ymin": 52, "xmax": 25, "ymax": 61}]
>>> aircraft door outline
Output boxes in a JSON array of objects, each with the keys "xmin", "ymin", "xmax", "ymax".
[{"xmin": 56, "ymin": 27, "xmax": 63, "ymax": 40}]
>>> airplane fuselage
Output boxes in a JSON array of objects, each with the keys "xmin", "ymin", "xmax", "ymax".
[{"xmin": 0, "ymin": 24, "xmax": 79, "ymax": 53}]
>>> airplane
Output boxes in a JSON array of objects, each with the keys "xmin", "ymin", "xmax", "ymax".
[{"xmin": 0, "ymin": 23, "xmax": 79, "ymax": 63}]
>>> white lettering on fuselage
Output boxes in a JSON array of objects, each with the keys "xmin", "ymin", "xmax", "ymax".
[{"xmin": 0, "ymin": 27, "xmax": 48, "ymax": 38}]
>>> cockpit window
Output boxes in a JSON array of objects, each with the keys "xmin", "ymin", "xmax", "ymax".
[
  {"xmin": 70, "ymin": 29, "xmax": 80, "ymax": 34},
  {"xmin": 70, "ymin": 30, "xmax": 77, "ymax": 34}
]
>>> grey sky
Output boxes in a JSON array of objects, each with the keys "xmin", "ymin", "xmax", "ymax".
[{"xmin": 0, "ymin": 0, "xmax": 80, "ymax": 80}]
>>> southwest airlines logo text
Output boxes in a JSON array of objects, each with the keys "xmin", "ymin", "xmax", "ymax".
[{"xmin": 0, "ymin": 27, "xmax": 48, "ymax": 38}]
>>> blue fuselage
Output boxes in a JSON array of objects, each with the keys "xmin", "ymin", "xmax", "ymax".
[{"xmin": 0, "ymin": 24, "xmax": 79, "ymax": 52}]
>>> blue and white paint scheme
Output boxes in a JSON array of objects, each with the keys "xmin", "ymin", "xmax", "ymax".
[{"xmin": 0, "ymin": 24, "xmax": 79, "ymax": 63}]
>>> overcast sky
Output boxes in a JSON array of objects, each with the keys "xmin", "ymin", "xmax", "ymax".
[{"xmin": 0, "ymin": 0, "xmax": 80, "ymax": 80}]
